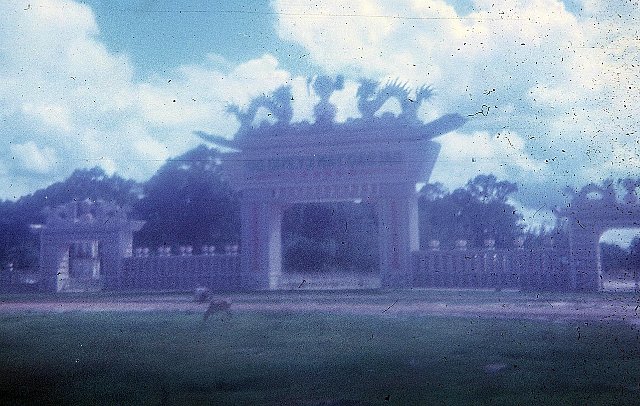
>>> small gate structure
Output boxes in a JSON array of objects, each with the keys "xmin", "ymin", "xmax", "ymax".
[
  {"xmin": 33, "ymin": 200, "xmax": 242, "ymax": 293},
  {"xmin": 33, "ymin": 199, "xmax": 144, "ymax": 292},
  {"xmin": 556, "ymin": 179, "xmax": 640, "ymax": 291}
]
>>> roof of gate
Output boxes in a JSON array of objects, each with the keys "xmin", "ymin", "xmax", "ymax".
[
  {"xmin": 32, "ymin": 199, "xmax": 145, "ymax": 233},
  {"xmin": 196, "ymin": 76, "xmax": 466, "ymax": 151},
  {"xmin": 555, "ymin": 179, "xmax": 640, "ymax": 228}
]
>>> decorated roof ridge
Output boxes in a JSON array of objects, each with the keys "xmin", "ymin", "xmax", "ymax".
[
  {"xmin": 42, "ymin": 198, "xmax": 133, "ymax": 225},
  {"xmin": 556, "ymin": 178, "xmax": 640, "ymax": 214},
  {"xmin": 196, "ymin": 76, "xmax": 466, "ymax": 149}
]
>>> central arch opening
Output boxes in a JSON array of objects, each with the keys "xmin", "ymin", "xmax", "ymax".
[{"xmin": 279, "ymin": 201, "xmax": 380, "ymax": 289}]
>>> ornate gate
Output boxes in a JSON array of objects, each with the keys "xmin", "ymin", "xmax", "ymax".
[{"xmin": 199, "ymin": 77, "xmax": 465, "ymax": 289}]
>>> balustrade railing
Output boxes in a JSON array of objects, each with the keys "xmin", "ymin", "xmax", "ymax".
[
  {"xmin": 120, "ymin": 248, "xmax": 241, "ymax": 291},
  {"xmin": 413, "ymin": 240, "xmax": 569, "ymax": 291}
]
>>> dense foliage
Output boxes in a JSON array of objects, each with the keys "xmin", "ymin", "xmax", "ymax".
[
  {"xmin": 131, "ymin": 145, "xmax": 239, "ymax": 252},
  {"xmin": 418, "ymin": 175, "xmax": 522, "ymax": 249},
  {"xmin": 627, "ymin": 237, "xmax": 640, "ymax": 278},
  {"xmin": 282, "ymin": 202, "xmax": 378, "ymax": 273},
  {"xmin": 281, "ymin": 175, "xmax": 523, "ymax": 272}
]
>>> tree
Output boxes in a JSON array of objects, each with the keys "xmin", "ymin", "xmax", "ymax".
[
  {"xmin": 599, "ymin": 242, "xmax": 630, "ymax": 277},
  {"xmin": 522, "ymin": 226, "xmax": 569, "ymax": 250},
  {"xmin": 132, "ymin": 145, "xmax": 240, "ymax": 252},
  {"xmin": 419, "ymin": 182, "xmax": 448, "ymax": 201},
  {"xmin": 419, "ymin": 175, "xmax": 522, "ymax": 249},
  {"xmin": 465, "ymin": 174, "xmax": 517, "ymax": 204},
  {"xmin": 19, "ymin": 167, "xmax": 141, "ymax": 222}
]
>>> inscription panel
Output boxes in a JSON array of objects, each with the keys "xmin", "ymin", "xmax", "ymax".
[{"xmin": 224, "ymin": 139, "xmax": 440, "ymax": 190}]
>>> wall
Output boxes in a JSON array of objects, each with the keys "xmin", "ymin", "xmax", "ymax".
[
  {"xmin": 119, "ymin": 253, "xmax": 242, "ymax": 292},
  {"xmin": 5, "ymin": 247, "xmax": 571, "ymax": 293},
  {"xmin": 413, "ymin": 248, "xmax": 569, "ymax": 291},
  {"xmin": 116, "ymin": 247, "xmax": 568, "ymax": 292}
]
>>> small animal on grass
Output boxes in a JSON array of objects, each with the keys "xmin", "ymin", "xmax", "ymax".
[
  {"xmin": 203, "ymin": 299, "xmax": 232, "ymax": 322},
  {"xmin": 194, "ymin": 286, "xmax": 211, "ymax": 303}
]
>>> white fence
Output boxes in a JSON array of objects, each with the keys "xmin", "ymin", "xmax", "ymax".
[
  {"xmin": 413, "ymin": 248, "xmax": 569, "ymax": 291},
  {"xmin": 119, "ymin": 253, "xmax": 242, "ymax": 291}
]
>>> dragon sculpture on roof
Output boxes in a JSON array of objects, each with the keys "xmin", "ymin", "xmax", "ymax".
[
  {"xmin": 197, "ymin": 75, "xmax": 464, "ymax": 145},
  {"xmin": 225, "ymin": 85, "xmax": 294, "ymax": 137},
  {"xmin": 357, "ymin": 78, "xmax": 434, "ymax": 123}
]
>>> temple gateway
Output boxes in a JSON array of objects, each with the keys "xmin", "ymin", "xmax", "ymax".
[
  {"xmin": 199, "ymin": 77, "xmax": 465, "ymax": 289},
  {"xmin": 33, "ymin": 77, "xmax": 636, "ymax": 293}
]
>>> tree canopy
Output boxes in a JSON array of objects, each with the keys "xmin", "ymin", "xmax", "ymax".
[
  {"xmin": 418, "ymin": 175, "xmax": 523, "ymax": 249},
  {"xmin": 131, "ymin": 145, "xmax": 240, "ymax": 252}
]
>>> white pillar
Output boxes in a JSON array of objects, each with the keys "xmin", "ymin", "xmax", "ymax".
[
  {"xmin": 377, "ymin": 195, "xmax": 418, "ymax": 288},
  {"xmin": 568, "ymin": 224, "xmax": 602, "ymax": 291},
  {"xmin": 39, "ymin": 236, "xmax": 69, "ymax": 292},
  {"xmin": 240, "ymin": 199, "xmax": 282, "ymax": 290}
]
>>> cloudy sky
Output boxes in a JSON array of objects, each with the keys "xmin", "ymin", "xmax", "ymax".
[{"xmin": 2, "ymin": 0, "xmax": 638, "ymax": 235}]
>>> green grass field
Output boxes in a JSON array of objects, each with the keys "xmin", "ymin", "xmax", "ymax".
[{"xmin": 1, "ymin": 304, "xmax": 639, "ymax": 405}]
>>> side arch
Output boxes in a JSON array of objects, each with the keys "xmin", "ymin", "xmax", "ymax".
[{"xmin": 558, "ymin": 179, "xmax": 640, "ymax": 291}]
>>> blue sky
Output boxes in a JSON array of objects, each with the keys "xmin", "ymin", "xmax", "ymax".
[
  {"xmin": 83, "ymin": 0, "xmax": 314, "ymax": 77},
  {"xmin": 1, "ymin": 0, "xmax": 638, "ymax": 241}
]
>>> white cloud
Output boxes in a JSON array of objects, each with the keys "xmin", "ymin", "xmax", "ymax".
[
  {"xmin": 0, "ymin": 1, "xmax": 293, "ymax": 198},
  {"xmin": 601, "ymin": 228, "xmax": 640, "ymax": 248},
  {"xmin": 137, "ymin": 54, "xmax": 292, "ymax": 136},
  {"xmin": 10, "ymin": 141, "xmax": 58, "ymax": 174},
  {"xmin": 272, "ymin": 0, "xmax": 640, "ymax": 212},
  {"xmin": 21, "ymin": 103, "xmax": 73, "ymax": 133},
  {"xmin": 432, "ymin": 130, "xmax": 547, "ymax": 191},
  {"xmin": 289, "ymin": 76, "xmax": 318, "ymax": 124}
]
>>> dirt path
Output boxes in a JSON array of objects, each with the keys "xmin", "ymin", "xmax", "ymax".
[{"xmin": 1, "ymin": 293, "xmax": 639, "ymax": 325}]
